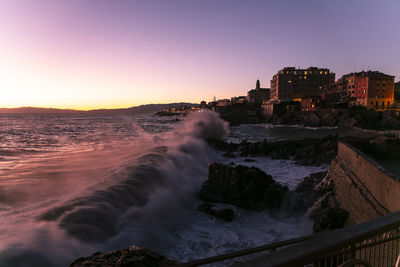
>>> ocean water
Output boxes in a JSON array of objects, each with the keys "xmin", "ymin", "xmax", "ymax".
[{"xmin": 0, "ymin": 111, "xmax": 342, "ymax": 266}]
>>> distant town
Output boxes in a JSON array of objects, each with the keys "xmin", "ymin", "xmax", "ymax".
[{"xmin": 158, "ymin": 66, "xmax": 400, "ymax": 126}]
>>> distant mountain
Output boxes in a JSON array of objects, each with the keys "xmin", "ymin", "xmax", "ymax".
[
  {"xmin": 0, "ymin": 103, "xmax": 198, "ymax": 115},
  {"xmin": 0, "ymin": 107, "xmax": 81, "ymax": 114}
]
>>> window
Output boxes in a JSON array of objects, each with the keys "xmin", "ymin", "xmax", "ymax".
[
  {"xmin": 363, "ymin": 89, "xmax": 366, "ymax": 93},
  {"xmin": 382, "ymin": 101, "xmax": 384, "ymax": 106},
  {"xmin": 388, "ymin": 101, "xmax": 390, "ymax": 106},
  {"xmin": 371, "ymin": 101, "xmax": 373, "ymax": 105},
  {"xmin": 376, "ymin": 101, "xmax": 378, "ymax": 106}
]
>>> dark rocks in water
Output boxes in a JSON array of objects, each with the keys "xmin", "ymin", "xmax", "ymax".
[
  {"xmin": 197, "ymin": 202, "xmax": 235, "ymax": 222},
  {"xmin": 308, "ymin": 174, "xmax": 349, "ymax": 232},
  {"xmin": 70, "ymin": 246, "xmax": 178, "ymax": 267},
  {"xmin": 285, "ymin": 171, "xmax": 327, "ymax": 213},
  {"xmin": 244, "ymin": 158, "xmax": 256, "ymax": 162},
  {"xmin": 312, "ymin": 206, "xmax": 349, "ymax": 233},
  {"xmin": 199, "ymin": 163, "xmax": 288, "ymax": 211},
  {"xmin": 269, "ymin": 107, "xmax": 400, "ymax": 130},
  {"xmin": 239, "ymin": 135, "xmax": 338, "ymax": 166},
  {"xmin": 206, "ymin": 135, "xmax": 339, "ymax": 167}
]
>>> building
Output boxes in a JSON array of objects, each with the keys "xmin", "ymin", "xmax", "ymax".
[
  {"xmin": 395, "ymin": 81, "xmax": 400, "ymax": 103},
  {"xmin": 270, "ymin": 67, "xmax": 335, "ymax": 102},
  {"xmin": 340, "ymin": 71, "xmax": 395, "ymax": 110},
  {"xmin": 231, "ymin": 96, "xmax": 247, "ymax": 105},
  {"xmin": 247, "ymin": 80, "xmax": 270, "ymax": 105},
  {"xmin": 301, "ymin": 96, "xmax": 322, "ymax": 111},
  {"xmin": 324, "ymin": 76, "xmax": 349, "ymax": 105},
  {"xmin": 216, "ymin": 99, "xmax": 231, "ymax": 107}
]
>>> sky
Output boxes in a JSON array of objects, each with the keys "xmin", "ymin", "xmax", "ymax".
[{"xmin": 0, "ymin": 0, "xmax": 399, "ymax": 110}]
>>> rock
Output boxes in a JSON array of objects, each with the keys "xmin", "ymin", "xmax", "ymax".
[
  {"xmin": 199, "ymin": 163, "xmax": 288, "ymax": 211},
  {"xmin": 310, "ymin": 195, "xmax": 349, "ymax": 232},
  {"xmin": 197, "ymin": 202, "xmax": 235, "ymax": 222},
  {"xmin": 238, "ymin": 135, "xmax": 338, "ymax": 166},
  {"xmin": 287, "ymin": 172, "xmax": 327, "ymax": 213},
  {"xmin": 244, "ymin": 158, "xmax": 256, "ymax": 162},
  {"xmin": 308, "ymin": 174, "xmax": 349, "ymax": 232},
  {"xmin": 70, "ymin": 246, "xmax": 178, "ymax": 267}
]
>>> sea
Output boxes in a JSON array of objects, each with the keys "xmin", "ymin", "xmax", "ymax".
[{"xmin": 0, "ymin": 111, "xmax": 381, "ymax": 266}]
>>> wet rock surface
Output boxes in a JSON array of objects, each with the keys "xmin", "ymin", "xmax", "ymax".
[
  {"xmin": 209, "ymin": 135, "xmax": 338, "ymax": 166},
  {"xmin": 70, "ymin": 246, "xmax": 178, "ymax": 267},
  {"xmin": 284, "ymin": 171, "xmax": 327, "ymax": 213},
  {"xmin": 308, "ymin": 173, "xmax": 349, "ymax": 232},
  {"xmin": 239, "ymin": 134, "xmax": 338, "ymax": 166},
  {"xmin": 199, "ymin": 163, "xmax": 288, "ymax": 211}
]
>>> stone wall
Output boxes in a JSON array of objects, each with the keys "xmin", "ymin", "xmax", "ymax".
[{"xmin": 330, "ymin": 142, "xmax": 400, "ymax": 225}]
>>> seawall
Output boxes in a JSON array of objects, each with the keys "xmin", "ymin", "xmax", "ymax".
[{"xmin": 329, "ymin": 141, "xmax": 400, "ymax": 225}]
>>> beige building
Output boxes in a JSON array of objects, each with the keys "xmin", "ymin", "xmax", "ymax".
[{"xmin": 339, "ymin": 71, "xmax": 395, "ymax": 110}]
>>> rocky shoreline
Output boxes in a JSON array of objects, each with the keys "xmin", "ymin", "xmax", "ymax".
[
  {"xmin": 70, "ymin": 134, "xmax": 382, "ymax": 266},
  {"xmin": 197, "ymin": 163, "xmax": 348, "ymax": 233},
  {"xmin": 213, "ymin": 104, "xmax": 400, "ymax": 130},
  {"xmin": 268, "ymin": 107, "xmax": 400, "ymax": 130},
  {"xmin": 209, "ymin": 134, "xmax": 338, "ymax": 166}
]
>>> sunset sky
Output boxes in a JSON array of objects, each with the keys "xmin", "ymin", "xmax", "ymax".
[{"xmin": 0, "ymin": 0, "xmax": 399, "ymax": 110}]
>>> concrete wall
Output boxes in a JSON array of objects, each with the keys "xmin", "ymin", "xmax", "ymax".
[{"xmin": 331, "ymin": 142, "xmax": 400, "ymax": 225}]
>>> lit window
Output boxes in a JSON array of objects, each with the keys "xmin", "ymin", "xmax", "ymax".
[
  {"xmin": 320, "ymin": 71, "xmax": 323, "ymax": 74},
  {"xmin": 288, "ymin": 80, "xmax": 292, "ymax": 83},
  {"xmin": 304, "ymin": 76, "xmax": 307, "ymax": 79},
  {"xmin": 325, "ymin": 71, "xmax": 328, "ymax": 75},
  {"xmin": 305, "ymin": 71, "xmax": 308, "ymax": 75}
]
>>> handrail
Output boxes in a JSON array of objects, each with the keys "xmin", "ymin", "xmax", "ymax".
[
  {"xmin": 232, "ymin": 211, "xmax": 400, "ymax": 267},
  {"xmin": 177, "ymin": 235, "xmax": 313, "ymax": 266}
]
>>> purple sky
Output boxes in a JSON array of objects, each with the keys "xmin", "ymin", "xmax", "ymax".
[{"xmin": 0, "ymin": 0, "xmax": 399, "ymax": 109}]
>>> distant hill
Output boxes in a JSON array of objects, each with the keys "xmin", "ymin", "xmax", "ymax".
[
  {"xmin": 0, "ymin": 107, "xmax": 81, "ymax": 114},
  {"xmin": 0, "ymin": 103, "xmax": 198, "ymax": 115},
  {"xmin": 88, "ymin": 103, "xmax": 198, "ymax": 115}
]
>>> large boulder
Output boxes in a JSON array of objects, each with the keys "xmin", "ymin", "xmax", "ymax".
[
  {"xmin": 286, "ymin": 171, "xmax": 327, "ymax": 213},
  {"xmin": 308, "ymin": 174, "xmax": 349, "ymax": 232},
  {"xmin": 309, "ymin": 193, "xmax": 349, "ymax": 232},
  {"xmin": 199, "ymin": 163, "xmax": 287, "ymax": 211},
  {"xmin": 70, "ymin": 246, "xmax": 178, "ymax": 267}
]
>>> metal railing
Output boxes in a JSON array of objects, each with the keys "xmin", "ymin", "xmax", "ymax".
[{"xmin": 178, "ymin": 211, "xmax": 400, "ymax": 267}]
